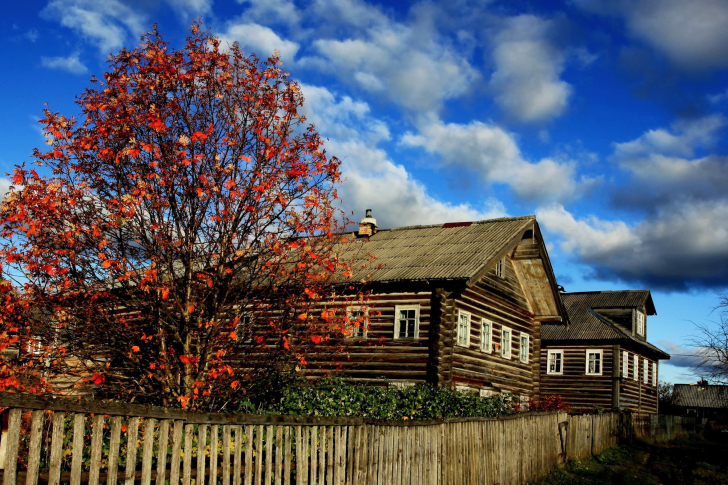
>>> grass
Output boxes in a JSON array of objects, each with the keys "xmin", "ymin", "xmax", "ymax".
[{"xmin": 531, "ymin": 434, "xmax": 728, "ymax": 485}]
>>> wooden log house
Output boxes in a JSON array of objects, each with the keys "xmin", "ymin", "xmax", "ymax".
[
  {"xmin": 320, "ymin": 212, "xmax": 567, "ymax": 400},
  {"xmin": 540, "ymin": 290, "xmax": 670, "ymax": 414}
]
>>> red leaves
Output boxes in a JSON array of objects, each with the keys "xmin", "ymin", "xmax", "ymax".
[{"xmin": 311, "ymin": 335, "xmax": 323, "ymax": 344}]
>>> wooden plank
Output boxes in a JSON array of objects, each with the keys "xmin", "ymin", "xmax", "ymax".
[
  {"xmin": 283, "ymin": 427, "xmax": 292, "ymax": 485},
  {"xmin": 243, "ymin": 425, "xmax": 253, "ymax": 485},
  {"xmin": 352, "ymin": 426, "xmax": 363, "ymax": 485},
  {"xmin": 233, "ymin": 426, "xmax": 243, "ymax": 485},
  {"xmin": 265, "ymin": 425, "xmax": 273, "ymax": 485},
  {"xmin": 274, "ymin": 426, "xmax": 283, "ymax": 485},
  {"xmin": 197, "ymin": 424, "xmax": 208, "ymax": 485},
  {"xmin": 295, "ymin": 427, "xmax": 305, "ymax": 485},
  {"xmin": 318, "ymin": 426, "xmax": 327, "ymax": 485},
  {"xmin": 141, "ymin": 418, "xmax": 156, "ymax": 485},
  {"xmin": 254, "ymin": 425, "xmax": 263, "ymax": 485},
  {"xmin": 126, "ymin": 417, "xmax": 141, "ymax": 485},
  {"xmin": 25, "ymin": 410, "xmax": 45, "ymax": 485},
  {"xmin": 3, "ymin": 408, "xmax": 21, "ymax": 485},
  {"xmin": 210, "ymin": 425, "xmax": 219, "ymax": 485},
  {"xmin": 310, "ymin": 427, "xmax": 318, "ymax": 485},
  {"xmin": 170, "ymin": 421, "xmax": 184, "ymax": 485},
  {"xmin": 345, "ymin": 426, "xmax": 354, "ymax": 485},
  {"xmin": 183, "ymin": 424, "xmax": 194, "ymax": 485},
  {"xmin": 70, "ymin": 413, "xmax": 85, "ymax": 485},
  {"xmin": 156, "ymin": 420, "xmax": 171, "ymax": 485},
  {"xmin": 222, "ymin": 425, "xmax": 231, "ymax": 485},
  {"xmin": 108, "ymin": 417, "xmax": 123, "ymax": 485},
  {"xmin": 48, "ymin": 412, "xmax": 66, "ymax": 485},
  {"xmin": 326, "ymin": 426, "xmax": 334, "ymax": 485}
]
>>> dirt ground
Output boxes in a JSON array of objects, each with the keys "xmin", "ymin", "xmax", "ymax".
[{"xmin": 531, "ymin": 433, "xmax": 728, "ymax": 485}]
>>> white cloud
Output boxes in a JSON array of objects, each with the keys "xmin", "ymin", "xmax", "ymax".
[
  {"xmin": 0, "ymin": 178, "xmax": 13, "ymax": 200},
  {"xmin": 40, "ymin": 53, "xmax": 88, "ymax": 75},
  {"xmin": 163, "ymin": 0, "xmax": 213, "ymax": 19},
  {"xmin": 218, "ymin": 22, "xmax": 300, "ymax": 65},
  {"xmin": 401, "ymin": 117, "xmax": 593, "ymax": 201},
  {"xmin": 708, "ymin": 89, "xmax": 728, "ymax": 104},
  {"xmin": 236, "ymin": 0, "xmax": 300, "ymax": 25},
  {"xmin": 489, "ymin": 15, "xmax": 572, "ymax": 122},
  {"xmin": 41, "ymin": 0, "xmax": 147, "ymax": 53},
  {"xmin": 574, "ymin": 0, "xmax": 728, "ymax": 70}
]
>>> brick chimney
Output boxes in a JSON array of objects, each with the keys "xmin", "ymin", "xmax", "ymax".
[{"xmin": 357, "ymin": 209, "xmax": 378, "ymax": 237}]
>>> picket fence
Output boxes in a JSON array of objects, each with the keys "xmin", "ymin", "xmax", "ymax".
[{"xmin": 0, "ymin": 393, "xmax": 704, "ymax": 485}]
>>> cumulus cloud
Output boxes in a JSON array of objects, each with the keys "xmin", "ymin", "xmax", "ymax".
[
  {"xmin": 300, "ymin": 85, "xmax": 507, "ymax": 228},
  {"xmin": 163, "ymin": 0, "xmax": 213, "ymax": 19},
  {"xmin": 401, "ymin": 117, "xmax": 594, "ymax": 202},
  {"xmin": 236, "ymin": 0, "xmax": 300, "ymax": 26},
  {"xmin": 218, "ymin": 22, "xmax": 300, "ymax": 65},
  {"xmin": 40, "ymin": 53, "xmax": 88, "ymax": 74},
  {"xmin": 41, "ymin": 0, "xmax": 147, "ymax": 53},
  {"xmin": 489, "ymin": 15, "xmax": 572, "ymax": 122},
  {"xmin": 574, "ymin": 0, "xmax": 728, "ymax": 70}
]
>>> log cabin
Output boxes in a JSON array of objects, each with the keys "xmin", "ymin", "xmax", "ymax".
[
  {"xmin": 540, "ymin": 290, "xmax": 670, "ymax": 414},
  {"xmin": 320, "ymin": 211, "xmax": 567, "ymax": 401}
]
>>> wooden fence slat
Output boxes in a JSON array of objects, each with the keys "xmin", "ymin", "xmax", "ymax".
[
  {"xmin": 233, "ymin": 425, "xmax": 243, "ymax": 485},
  {"xmin": 210, "ymin": 425, "xmax": 219, "ymax": 485},
  {"xmin": 283, "ymin": 427, "xmax": 292, "ymax": 485},
  {"xmin": 2, "ymin": 408, "xmax": 22, "ymax": 485},
  {"xmin": 295, "ymin": 427, "xmax": 305, "ymax": 485},
  {"xmin": 170, "ymin": 421, "xmax": 184, "ymax": 485},
  {"xmin": 198, "ymin": 424, "xmax": 208, "ymax": 485},
  {"xmin": 274, "ymin": 425, "xmax": 282, "ymax": 485},
  {"xmin": 254, "ymin": 425, "xmax": 264, "ymax": 485},
  {"xmin": 141, "ymin": 418, "xmax": 156, "ymax": 485},
  {"xmin": 88, "ymin": 415, "xmax": 105, "ymax": 485},
  {"xmin": 310, "ymin": 427, "xmax": 318, "ymax": 485},
  {"xmin": 326, "ymin": 426, "xmax": 334, "ymax": 485},
  {"xmin": 108, "ymin": 416, "xmax": 123, "ymax": 485},
  {"xmin": 25, "ymin": 410, "xmax": 45, "ymax": 485},
  {"xmin": 48, "ymin": 412, "xmax": 66, "ymax": 485},
  {"xmin": 156, "ymin": 420, "xmax": 171, "ymax": 485},
  {"xmin": 183, "ymin": 424, "xmax": 194, "ymax": 485},
  {"xmin": 318, "ymin": 426, "xmax": 326, "ymax": 485},
  {"xmin": 125, "ymin": 417, "xmax": 141, "ymax": 485},
  {"xmin": 243, "ymin": 425, "xmax": 253, "ymax": 485},
  {"xmin": 222, "ymin": 425, "xmax": 231, "ymax": 485},
  {"xmin": 70, "ymin": 413, "xmax": 85, "ymax": 485},
  {"xmin": 265, "ymin": 425, "xmax": 273, "ymax": 485}
]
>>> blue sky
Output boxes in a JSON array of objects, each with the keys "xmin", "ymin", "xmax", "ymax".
[{"xmin": 3, "ymin": 0, "xmax": 728, "ymax": 383}]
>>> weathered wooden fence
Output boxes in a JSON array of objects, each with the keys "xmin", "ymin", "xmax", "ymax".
[{"xmin": 0, "ymin": 393, "xmax": 705, "ymax": 485}]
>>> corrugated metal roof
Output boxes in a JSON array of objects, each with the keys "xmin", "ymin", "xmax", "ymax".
[
  {"xmin": 338, "ymin": 216, "xmax": 535, "ymax": 284},
  {"xmin": 542, "ymin": 290, "xmax": 669, "ymax": 359},
  {"xmin": 673, "ymin": 384, "xmax": 728, "ymax": 409}
]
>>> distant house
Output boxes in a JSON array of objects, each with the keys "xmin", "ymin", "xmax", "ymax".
[
  {"xmin": 317, "ymin": 212, "xmax": 567, "ymax": 400},
  {"xmin": 672, "ymin": 384, "xmax": 728, "ymax": 419},
  {"xmin": 540, "ymin": 290, "xmax": 670, "ymax": 414}
]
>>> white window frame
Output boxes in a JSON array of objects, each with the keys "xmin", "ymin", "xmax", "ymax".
[
  {"xmin": 394, "ymin": 305, "xmax": 420, "ymax": 340},
  {"xmin": 519, "ymin": 332, "xmax": 529, "ymax": 364},
  {"xmin": 389, "ymin": 381, "xmax": 415, "ymax": 389},
  {"xmin": 456, "ymin": 310, "xmax": 471, "ymax": 347},
  {"xmin": 346, "ymin": 306, "xmax": 369, "ymax": 338},
  {"xmin": 643, "ymin": 358, "xmax": 649, "ymax": 384},
  {"xmin": 585, "ymin": 349, "xmax": 603, "ymax": 376},
  {"xmin": 480, "ymin": 319, "xmax": 493, "ymax": 353},
  {"xmin": 547, "ymin": 349, "xmax": 563, "ymax": 375},
  {"xmin": 495, "ymin": 257, "xmax": 504, "ymax": 278},
  {"xmin": 26, "ymin": 336, "xmax": 43, "ymax": 355},
  {"xmin": 652, "ymin": 362, "xmax": 657, "ymax": 386},
  {"xmin": 622, "ymin": 350, "xmax": 628, "ymax": 378},
  {"xmin": 636, "ymin": 311, "xmax": 645, "ymax": 337},
  {"xmin": 633, "ymin": 354, "xmax": 638, "ymax": 381},
  {"xmin": 501, "ymin": 326, "xmax": 512, "ymax": 359},
  {"xmin": 455, "ymin": 385, "xmax": 471, "ymax": 393}
]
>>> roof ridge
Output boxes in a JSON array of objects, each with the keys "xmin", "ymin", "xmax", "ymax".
[
  {"xmin": 563, "ymin": 289, "xmax": 650, "ymax": 295},
  {"xmin": 384, "ymin": 215, "xmax": 535, "ymax": 232}
]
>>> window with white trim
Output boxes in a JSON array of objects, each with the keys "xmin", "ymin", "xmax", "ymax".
[
  {"xmin": 389, "ymin": 381, "xmax": 415, "ymax": 389},
  {"xmin": 622, "ymin": 350, "xmax": 628, "ymax": 378},
  {"xmin": 394, "ymin": 305, "xmax": 419, "ymax": 339},
  {"xmin": 236, "ymin": 313, "xmax": 253, "ymax": 341},
  {"xmin": 26, "ymin": 336, "xmax": 42, "ymax": 355},
  {"xmin": 495, "ymin": 258, "xmax": 504, "ymax": 278},
  {"xmin": 479, "ymin": 389, "xmax": 497, "ymax": 398},
  {"xmin": 519, "ymin": 333, "xmax": 529, "ymax": 363},
  {"xmin": 633, "ymin": 354, "xmax": 638, "ymax": 381},
  {"xmin": 652, "ymin": 362, "xmax": 657, "ymax": 386},
  {"xmin": 643, "ymin": 358, "xmax": 649, "ymax": 384},
  {"xmin": 636, "ymin": 311, "xmax": 645, "ymax": 337},
  {"xmin": 547, "ymin": 350, "xmax": 563, "ymax": 375},
  {"xmin": 480, "ymin": 319, "xmax": 492, "ymax": 353},
  {"xmin": 586, "ymin": 349, "xmax": 603, "ymax": 376},
  {"xmin": 346, "ymin": 306, "xmax": 369, "ymax": 338},
  {"xmin": 456, "ymin": 310, "xmax": 470, "ymax": 347},
  {"xmin": 501, "ymin": 326, "xmax": 512, "ymax": 359},
  {"xmin": 455, "ymin": 385, "xmax": 471, "ymax": 393}
]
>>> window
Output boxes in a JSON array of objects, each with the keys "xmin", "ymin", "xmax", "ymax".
[
  {"xmin": 479, "ymin": 389, "xmax": 497, "ymax": 398},
  {"xmin": 622, "ymin": 350, "xmax": 628, "ymax": 378},
  {"xmin": 636, "ymin": 311, "xmax": 645, "ymax": 336},
  {"xmin": 501, "ymin": 326, "xmax": 512, "ymax": 359},
  {"xmin": 643, "ymin": 359, "xmax": 649, "ymax": 384},
  {"xmin": 519, "ymin": 333, "xmax": 529, "ymax": 363},
  {"xmin": 389, "ymin": 381, "xmax": 415, "ymax": 389},
  {"xmin": 586, "ymin": 349, "xmax": 603, "ymax": 375},
  {"xmin": 495, "ymin": 257, "xmax": 504, "ymax": 278},
  {"xmin": 480, "ymin": 319, "xmax": 492, "ymax": 353},
  {"xmin": 26, "ymin": 336, "xmax": 42, "ymax": 355},
  {"xmin": 235, "ymin": 313, "xmax": 252, "ymax": 341},
  {"xmin": 633, "ymin": 354, "xmax": 638, "ymax": 381},
  {"xmin": 652, "ymin": 362, "xmax": 657, "ymax": 386},
  {"xmin": 456, "ymin": 310, "xmax": 470, "ymax": 347},
  {"xmin": 346, "ymin": 306, "xmax": 369, "ymax": 338},
  {"xmin": 455, "ymin": 385, "xmax": 471, "ymax": 393},
  {"xmin": 547, "ymin": 350, "xmax": 563, "ymax": 375},
  {"xmin": 394, "ymin": 305, "xmax": 419, "ymax": 339}
]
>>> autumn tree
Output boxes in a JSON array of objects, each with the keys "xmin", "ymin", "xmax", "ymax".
[
  {"xmin": 692, "ymin": 295, "xmax": 728, "ymax": 385},
  {"xmin": 0, "ymin": 24, "xmax": 355, "ymax": 409}
]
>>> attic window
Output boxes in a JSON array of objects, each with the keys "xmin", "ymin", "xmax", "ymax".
[
  {"xmin": 495, "ymin": 258, "xmax": 504, "ymax": 278},
  {"xmin": 636, "ymin": 311, "xmax": 645, "ymax": 336}
]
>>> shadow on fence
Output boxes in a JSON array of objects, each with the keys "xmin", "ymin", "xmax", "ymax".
[{"xmin": 0, "ymin": 393, "xmax": 706, "ymax": 485}]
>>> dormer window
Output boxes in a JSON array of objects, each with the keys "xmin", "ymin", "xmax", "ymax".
[
  {"xmin": 636, "ymin": 311, "xmax": 645, "ymax": 337},
  {"xmin": 495, "ymin": 258, "xmax": 504, "ymax": 278}
]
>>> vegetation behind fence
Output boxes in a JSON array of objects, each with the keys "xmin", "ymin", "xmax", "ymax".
[{"xmin": 0, "ymin": 393, "xmax": 705, "ymax": 485}]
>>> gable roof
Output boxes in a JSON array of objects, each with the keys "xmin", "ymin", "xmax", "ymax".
[
  {"xmin": 542, "ymin": 290, "xmax": 669, "ymax": 359},
  {"xmin": 672, "ymin": 384, "xmax": 728, "ymax": 409},
  {"xmin": 341, "ymin": 215, "xmax": 535, "ymax": 284}
]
